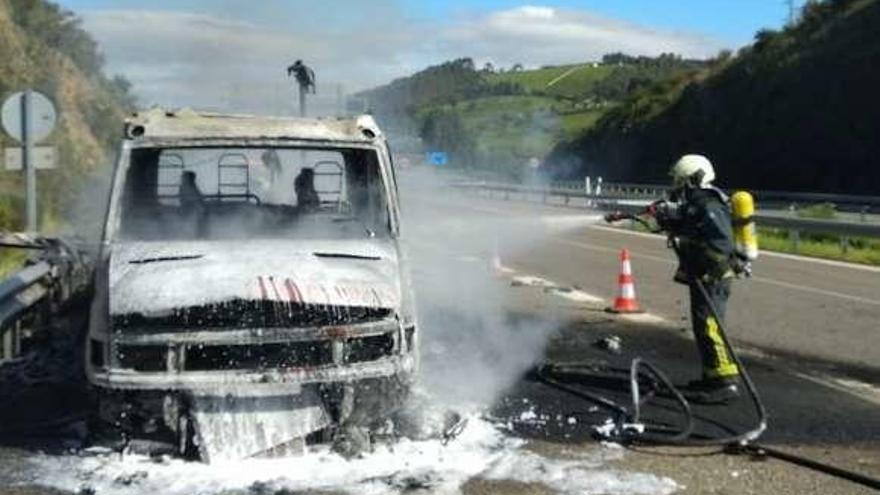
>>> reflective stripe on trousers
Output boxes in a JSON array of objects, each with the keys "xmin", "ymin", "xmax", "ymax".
[{"xmin": 689, "ymin": 278, "xmax": 739, "ymax": 379}]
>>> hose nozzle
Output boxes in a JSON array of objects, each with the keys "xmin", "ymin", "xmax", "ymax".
[{"xmin": 604, "ymin": 211, "xmax": 628, "ymax": 223}]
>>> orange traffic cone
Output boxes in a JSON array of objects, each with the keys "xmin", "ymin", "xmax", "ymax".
[{"xmin": 608, "ymin": 248, "xmax": 642, "ymax": 313}]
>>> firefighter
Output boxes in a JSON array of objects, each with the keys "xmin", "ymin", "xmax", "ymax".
[{"xmin": 653, "ymin": 154, "xmax": 744, "ymax": 404}]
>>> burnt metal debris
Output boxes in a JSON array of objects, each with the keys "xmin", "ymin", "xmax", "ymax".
[{"xmin": 1, "ymin": 234, "xmax": 92, "ymax": 361}]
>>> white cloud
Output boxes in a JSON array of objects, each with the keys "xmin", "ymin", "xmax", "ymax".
[
  {"xmin": 442, "ymin": 5, "xmax": 721, "ymax": 68},
  {"xmin": 81, "ymin": 4, "xmax": 725, "ymax": 114}
]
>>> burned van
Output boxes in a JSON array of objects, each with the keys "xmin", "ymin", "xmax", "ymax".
[{"xmin": 86, "ymin": 109, "xmax": 417, "ymax": 461}]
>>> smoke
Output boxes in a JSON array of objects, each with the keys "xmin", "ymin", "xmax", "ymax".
[
  {"xmin": 61, "ymin": 130, "xmax": 601, "ymax": 416},
  {"xmin": 61, "ymin": 169, "xmax": 114, "ymax": 252},
  {"xmin": 399, "ymin": 166, "xmax": 602, "ymax": 410}
]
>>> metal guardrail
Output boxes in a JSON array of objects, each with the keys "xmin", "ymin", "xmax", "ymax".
[
  {"xmin": 0, "ymin": 262, "xmax": 50, "ymax": 360},
  {"xmin": 552, "ymin": 180, "xmax": 880, "ymax": 212},
  {"xmin": 454, "ymin": 182, "xmax": 880, "ymax": 239},
  {"xmin": 0, "ymin": 235, "xmax": 92, "ymax": 361}
]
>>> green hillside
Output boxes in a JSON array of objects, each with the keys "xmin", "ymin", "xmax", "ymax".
[
  {"xmin": 358, "ymin": 54, "xmax": 700, "ymax": 179},
  {"xmin": 487, "ymin": 63, "xmax": 614, "ymax": 100},
  {"xmin": 545, "ymin": 0, "xmax": 880, "ymax": 194},
  {"xmin": 0, "ymin": 0, "xmax": 134, "ymax": 252}
]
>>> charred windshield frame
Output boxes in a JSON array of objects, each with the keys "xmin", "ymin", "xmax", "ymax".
[{"xmin": 107, "ymin": 142, "xmax": 397, "ymax": 242}]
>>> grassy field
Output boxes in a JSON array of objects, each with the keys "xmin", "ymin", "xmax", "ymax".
[
  {"xmin": 560, "ymin": 109, "xmax": 607, "ymax": 137},
  {"xmin": 758, "ymin": 228, "xmax": 880, "ymax": 266},
  {"xmin": 488, "ymin": 63, "xmax": 613, "ymax": 99}
]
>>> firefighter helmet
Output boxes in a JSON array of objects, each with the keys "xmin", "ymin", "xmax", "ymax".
[{"xmin": 670, "ymin": 154, "xmax": 715, "ymax": 188}]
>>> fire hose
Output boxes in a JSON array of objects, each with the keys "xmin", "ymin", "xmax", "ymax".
[{"xmin": 533, "ymin": 208, "xmax": 880, "ymax": 491}]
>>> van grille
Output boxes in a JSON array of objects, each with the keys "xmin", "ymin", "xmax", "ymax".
[
  {"xmin": 111, "ymin": 332, "xmax": 397, "ymax": 372},
  {"xmin": 185, "ymin": 341, "xmax": 334, "ymax": 371},
  {"xmin": 113, "ymin": 299, "xmax": 391, "ymax": 331}
]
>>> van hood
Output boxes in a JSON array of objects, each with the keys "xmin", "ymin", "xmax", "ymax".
[{"xmin": 108, "ymin": 239, "xmax": 401, "ymax": 317}]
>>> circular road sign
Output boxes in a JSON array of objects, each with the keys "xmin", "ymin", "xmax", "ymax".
[{"xmin": 1, "ymin": 91, "xmax": 57, "ymax": 143}]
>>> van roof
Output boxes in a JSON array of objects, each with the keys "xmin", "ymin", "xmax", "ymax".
[{"xmin": 125, "ymin": 108, "xmax": 384, "ymax": 143}]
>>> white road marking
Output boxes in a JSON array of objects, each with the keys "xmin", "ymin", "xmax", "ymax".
[
  {"xmin": 509, "ymin": 266, "xmax": 669, "ymax": 322},
  {"xmin": 760, "ymin": 250, "xmax": 880, "ymax": 273},
  {"xmin": 560, "ymin": 233, "xmax": 880, "ymax": 306},
  {"xmin": 591, "ymin": 224, "xmax": 880, "ymax": 273},
  {"xmin": 551, "ymin": 288, "xmax": 604, "ymax": 304},
  {"xmin": 749, "ymin": 276, "xmax": 880, "ymax": 306},
  {"xmin": 794, "ymin": 372, "xmax": 880, "ymax": 407}
]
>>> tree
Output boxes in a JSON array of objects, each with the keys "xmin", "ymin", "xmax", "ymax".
[
  {"xmin": 753, "ymin": 29, "xmax": 778, "ymax": 51},
  {"xmin": 419, "ymin": 109, "xmax": 476, "ymax": 166}
]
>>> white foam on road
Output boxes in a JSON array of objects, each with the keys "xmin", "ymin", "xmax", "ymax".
[
  {"xmin": 620, "ymin": 313, "xmax": 668, "ymax": 325},
  {"xmin": 552, "ymin": 288, "xmax": 605, "ymax": 304},
  {"xmin": 26, "ymin": 416, "xmax": 678, "ymax": 495},
  {"xmin": 511, "ymin": 271, "xmax": 667, "ymax": 322},
  {"xmin": 511, "ymin": 275, "xmax": 556, "ymax": 288},
  {"xmin": 484, "ymin": 448, "xmax": 678, "ymax": 495}
]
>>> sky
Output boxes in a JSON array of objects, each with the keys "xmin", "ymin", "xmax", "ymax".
[{"xmin": 56, "ymin": 0, "xmax": 805, "ymax": 114}]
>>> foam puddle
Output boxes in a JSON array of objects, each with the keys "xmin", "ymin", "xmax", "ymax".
[{"xmin": 25, "ymin": 415, "xmax": 677, "ymax": 495}]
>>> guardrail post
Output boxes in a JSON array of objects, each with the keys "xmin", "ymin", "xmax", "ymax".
[
  {"xmin": 789, "ymin": 229, "xmax": 800, "ymax": 252},
  {"xmin": 840, "ymin": 236, "xmax": 849, "ymax": 255},
  {"xmin": 861, "ymin": 206, "xmax": 868, "ymax": 223},
  {"xmin": 1, "ymin": 326, "xmax": 10, "ymax": 360},
  {"xmin": 1, "ymin": 322, "xmax": 19, "ymax": 361}
]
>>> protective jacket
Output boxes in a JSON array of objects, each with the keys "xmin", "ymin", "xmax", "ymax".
[{"xmin": 665, "ymin": 187, "xmax": 736, "ymax": 283}]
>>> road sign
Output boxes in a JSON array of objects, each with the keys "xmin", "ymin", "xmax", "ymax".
[
  {"xmin": 1, "ymin": 90, "xmax": 58, "ymax": 232},
  {"xmin": 2, "ymin": 91, "xmax": 56, "ymax": 143},
  {"xmin": 4, "ymin": 146, "xmax": 56, "ymax": 170},
  {"xmin": 427, "ymin": 151, "xmax": 448, "ymax": 166}
]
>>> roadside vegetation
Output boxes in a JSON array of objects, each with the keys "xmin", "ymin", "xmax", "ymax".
[
  {"xmin": 357, "ymin": 54, "xmax": 704, "ymax": 180},
  {"xmin": 0, "ymin": 0, "xmax": 135, "ymax": 271},
  {"xmin": 762, "ymin": 202, "xmax": 880, "ymax": 265},
  {"xmin": 545, "ymin": 0, "xmax": 880, "ymax": 195},
  {"xmin": 758, "ymin": 228, "xmax": 880, "ymax": 266}
]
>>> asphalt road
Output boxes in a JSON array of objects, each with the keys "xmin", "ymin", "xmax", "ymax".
[
  {"xmin": 3, "ymin": 175, "xmax": 879, "ymax": 495},
  {"xmin": 414, "ymin": 188, "xmax": 880, "ymax": 378},
  {"xmin": 402, "ymin": 180, "xmax": 880, "ymax": 494}
]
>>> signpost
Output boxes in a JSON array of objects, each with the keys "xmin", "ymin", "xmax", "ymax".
[
  {"xmin": 4, "ymin": 146, "xmax": 56, "ymax": 171},
  {"xmin": 1, "ymin": 90, "xmax": 57, "ymax": 232}
]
